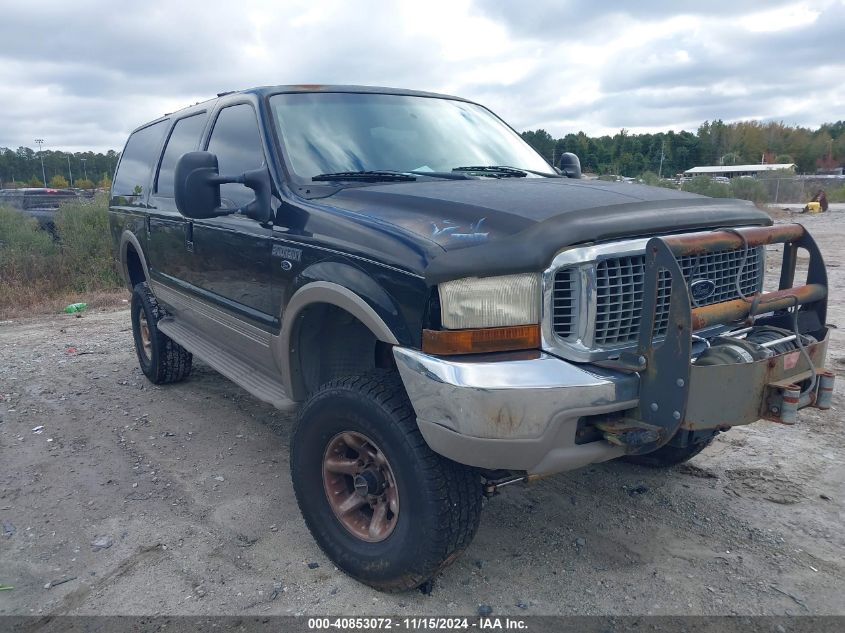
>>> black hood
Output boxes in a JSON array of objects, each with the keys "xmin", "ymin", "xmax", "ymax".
[{"xmin": 320, "ymin": 178, "xmax": 771, "ymax": 283}]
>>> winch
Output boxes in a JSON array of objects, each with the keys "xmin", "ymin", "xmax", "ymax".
[{"xmin": 694, "ymin": 326, "xmax": 816, "ymax": 366}]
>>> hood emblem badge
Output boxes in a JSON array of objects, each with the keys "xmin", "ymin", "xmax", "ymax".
[{"xmin": 689, "ymin": 278, "xmax": 717, "ymax": 302}]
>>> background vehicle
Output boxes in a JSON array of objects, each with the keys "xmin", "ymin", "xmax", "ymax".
[
  {"xmin": 0, "ymin": 187, "xmax": 79, "ymax": 229},
  {"xmin": 109, "ymin": 85, "xmax": 833, "ymax": 592}
]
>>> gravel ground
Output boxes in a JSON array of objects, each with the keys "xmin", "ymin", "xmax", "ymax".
[{"xmin": 0, "ymin": 209, "xmax": 843, "ymax": 617}]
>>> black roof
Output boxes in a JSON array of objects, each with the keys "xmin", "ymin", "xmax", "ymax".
[
  {"xmin": 242, "ymin": 84, "xmax": 467, "ymax": 101},
  {"xmin": 139, "ymin": 84, "xmax": 470, "ymax": 133}
]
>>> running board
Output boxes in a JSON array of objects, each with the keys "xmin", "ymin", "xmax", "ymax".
[{"xmin": 157, "ymin": 317, "xmax": 290, "ymax": 408}]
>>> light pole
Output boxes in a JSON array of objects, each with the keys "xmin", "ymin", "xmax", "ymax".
[
  {"xmin": 66, "ymin": 154, "xmax": 74, "ymax": 187},
  {"xmin": 34, "ymin": 138, "xmax": 47, "ymax": 187},
  {"xmin": 658, "ymin": 140, "xmax": 665, "ymax": 179},
  {"xmin": 81, "ymin": 158, "xmax": 88, "ymax": 182}
]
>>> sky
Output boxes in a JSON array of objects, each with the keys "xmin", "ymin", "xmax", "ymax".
[{"xmin": 0, "ymin": 0, "xmax": 843, "ymax": 153}]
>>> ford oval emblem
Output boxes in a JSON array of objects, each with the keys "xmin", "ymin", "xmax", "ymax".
[{"xmin": 690, "ymin": 278, "xmax": 717, "ymax": 302}]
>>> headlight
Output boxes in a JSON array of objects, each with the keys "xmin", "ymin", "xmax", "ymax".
[{"xmin": 438, "ymin": 273, "xmax": 541, "ymax": 329}]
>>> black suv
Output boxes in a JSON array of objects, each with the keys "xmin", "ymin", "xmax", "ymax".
[{"xmin": 110, "ymin": 85, "xmax": 832, "ymax": 591}]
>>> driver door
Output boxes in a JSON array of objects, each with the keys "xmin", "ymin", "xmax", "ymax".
[{"xmin": 181, "ymin": 102, "xmax": 281, "ymax": 337}]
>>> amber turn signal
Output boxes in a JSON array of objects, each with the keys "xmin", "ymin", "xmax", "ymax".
[{"xmin": 421, "ymin": 325, "xmax": 540, "ymax": 355}]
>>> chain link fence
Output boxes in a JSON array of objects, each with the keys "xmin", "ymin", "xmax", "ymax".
[{"xmin": 756, "ymin": 176, "xmax": 845, "ymax": 204}]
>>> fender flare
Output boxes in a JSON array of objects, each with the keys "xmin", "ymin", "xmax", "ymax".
[
  {"xmin": 119, "ymin": 231, "xmax": 151, "ymax": 290},
  {"xmin": 276, "ymin": 281, "xmax": 400, "ymax": 400}
]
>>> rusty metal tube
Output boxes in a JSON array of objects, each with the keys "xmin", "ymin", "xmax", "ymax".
[
  {"xmin": 816, "ymin": 370, "xmax": 835, "ymax": 410},
  {"xmin": 660, "ymin": 224, "xmax": 805, "ymax": 257},
  {"xmin": 690, "ymin": 284, "xmax": 827, "ymax": 330},
  {"xmin": 779, "ymin": 384, "xmax": 801, "ymax": 425}
]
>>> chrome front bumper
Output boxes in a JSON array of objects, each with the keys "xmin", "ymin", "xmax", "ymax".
[
  {"xmin": 393, "ymin": 347, "xmax": 639, "ymax": 475},
  {"xmin": 394, "ymin": 332, "xmax": 831, "ymax": 475}
]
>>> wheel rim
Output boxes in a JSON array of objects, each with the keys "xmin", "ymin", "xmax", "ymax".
[
  {"xmin": 322, "ymin": 431, "xmax": 400, "ymax": 542},
  {"xmin": 138, "ymin": 308, "xmax": 152, "ymax": 361}
]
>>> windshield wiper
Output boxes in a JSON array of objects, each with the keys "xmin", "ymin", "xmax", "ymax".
[
  {"xmin": 312, "ymin": 170, "xmax": 417, "ymax": 183},
  {"xmin": 451, "ymin": 165, "xmax": 528, "ymax": 178}
]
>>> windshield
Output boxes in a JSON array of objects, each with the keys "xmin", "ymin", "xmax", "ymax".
[{"xmin": 268, "ymin": 92, "xmax": 553, "ymax": 180}]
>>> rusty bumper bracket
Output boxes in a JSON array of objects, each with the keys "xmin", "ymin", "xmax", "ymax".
[{"xmin": 611, "ymin": 223, "xmax": 828, "ymax": 455}]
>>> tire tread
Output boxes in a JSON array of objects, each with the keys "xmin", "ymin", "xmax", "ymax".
[
  {"xmin": 291, "ymin": 370, "xmax": 482, "ymax": 592},
  {"xmin": 132, "ymin": 282, "xmax": 192, "ymax": 385}
]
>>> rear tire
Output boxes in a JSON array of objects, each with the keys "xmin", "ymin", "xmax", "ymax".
[
  {"xmin": 130, "ymin": 282, "xmax": 192, "ymax": 384},
  {"xmin": 290, "ymin": 370, "xmax": 482, "ymax": 592},
  {"xmin": 622, "ymin": 436, "xmax": 715, "ymax": 468}
]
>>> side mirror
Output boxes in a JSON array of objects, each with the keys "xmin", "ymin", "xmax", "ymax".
[
  {"xmin": 558, "ymin": 152, "xmax": 582, "ymax": 179},
  {"xmin": 240, "ymin": 167, "xmax": 273, "ymax": 224},
  {"xmin": 175, "ymin": 151, "xmax": 224, "ymax": 219},
  {"xmin": 174, "ymin": 151, "xmax": 273, "ymax": 223}
]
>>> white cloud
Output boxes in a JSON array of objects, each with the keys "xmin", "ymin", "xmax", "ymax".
[{"xmin": 0, "ymin": 0, "xmax": 842, "ymax": 153}]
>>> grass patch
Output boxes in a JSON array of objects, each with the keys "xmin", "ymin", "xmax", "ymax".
[
  {"xmin": 827, "ymin": 185, "xmax": 845, "ymax": 203},
  {"xmin": 0, "ymin": 194, "xmax": 123, "ymax": 318}
]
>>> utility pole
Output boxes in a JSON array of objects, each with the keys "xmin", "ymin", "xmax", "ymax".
[
  {"xmin": 658, "ymin": 140, "xmax": 665, "ymax": 179},
  {"xmin": 35, "ymin": 138, "xmax": 47, "ymax": 187},
  {"xmin": 81, "ymin": 158, "xmax": 88, "ymax": 182},
  {"xmin": 67, "ymin": 154, "xmax": 74, "ymax": 187}
]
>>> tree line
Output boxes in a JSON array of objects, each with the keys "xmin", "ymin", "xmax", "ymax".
[
  {"xmin": 521, "ymin": 119, "xmax": 845, "ymax": 177},
  {"xmin": 4, "ymin": 117, "xmax": 843, "ymax": 190},
  {"xmin": 0, "ymin": 147, "xmax": 118, "ymax": 189}
]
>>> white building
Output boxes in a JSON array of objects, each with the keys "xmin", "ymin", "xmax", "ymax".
[{"xmin": 683, "ymin": 163, "xmax": 796, "ymax": 179}]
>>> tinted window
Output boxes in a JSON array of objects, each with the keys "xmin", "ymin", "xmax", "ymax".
[
  {"xmin": 113, "ymin": 121, "xmax": 168, "ymax": 197},
  {"xmin": 269, "ymin": 92, "xmax": 553, "ymax": 179},
  {"xmin": 155, "ymin": 113, "xmax": 207, "ymax": 196},
  {"xmin": 206, "ymin": 104, "xmax": 265, "ymax": 209}
]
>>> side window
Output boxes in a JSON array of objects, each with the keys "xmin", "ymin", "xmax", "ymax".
[
  {"xmin": 155, "ymin": 113, "xmax": 207, "ymax": 196},
  {"xmin": 206, "ymin": 104, "xmax": 265, "ymax": 209},
  {"xmin": 113, "ymin": 121, "xmax": 168, "ymax": 197}
]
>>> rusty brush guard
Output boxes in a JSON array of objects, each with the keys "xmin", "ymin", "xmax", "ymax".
[{"xmin": 604, "ymin": 224, "xmax": 832, "ymax": 455}]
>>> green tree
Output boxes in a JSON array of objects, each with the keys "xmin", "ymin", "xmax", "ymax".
[
  {"xmin": 75, "ymin": 178, "xmax": 95, "ymax": 189},
  {"xmin": 48, "ymin": 174, "xmax": 69, "ymax": 188},
  {"xmin": 520, "ymin": 129, "xmax": 556, "ymax": 163}
]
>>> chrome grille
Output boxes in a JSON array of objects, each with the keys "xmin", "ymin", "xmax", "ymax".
[
  {"xmin": 592, "ymin": 246, "xmax": 763, "ymax": 346},
  {"xmin": 552, "ymin": 268, "xmax": 576, "ymax": 338}
]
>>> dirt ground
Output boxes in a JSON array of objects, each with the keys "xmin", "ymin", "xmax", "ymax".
[{"xmin": 1, "ymin": 208, "xmax": 843, "ymax": 617}]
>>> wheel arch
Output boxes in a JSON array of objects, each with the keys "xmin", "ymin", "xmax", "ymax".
[
  {"xmin": 119, "ymin": 230, "xmax": 151, "ymax": 291},
  {"xmin": 278, "ymin": 281, "xmax": 401, "ymax": 401}
]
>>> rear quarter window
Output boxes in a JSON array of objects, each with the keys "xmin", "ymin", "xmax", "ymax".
[{"xmin": 113, "ymin": 121, "xmax": 168, "ymax": 199}]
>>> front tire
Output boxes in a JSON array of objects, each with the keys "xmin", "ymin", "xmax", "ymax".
[
  {"xmin": 130, "ymin": 282, "xmax": 192, "ymax": 384},
  {"xmin": 290, "ymin": 370, "xmax": 482, "ymax": 592}
]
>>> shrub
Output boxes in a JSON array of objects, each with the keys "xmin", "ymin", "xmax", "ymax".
[
  {"xmin": 0, "ymin": 194, "xmax": 122, "ymax": 314},
  {"xmin": 0, "ymin": 206, "xmax": 59, "ymax": 286},
  {"xmin": 640, "ymin": 171, "xmax": 679, "ymax": 189},
  {"xmin": 54, "ymin": 194, "xmax": 121, "ymax": 290},
  {"xmin": 49, "ymin": 175, "xmax": 70, "ymax": 188},
  {"xmin": 827, "ymin": 185, "xmax": 845, "ymax": 203},
  {"xmin": 681, "ymin": 176, "xmax": 731, "ymax": 198},
  {"xmin": 730, "ymin": 177, "xmax": 769, "ymax": 204}
]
